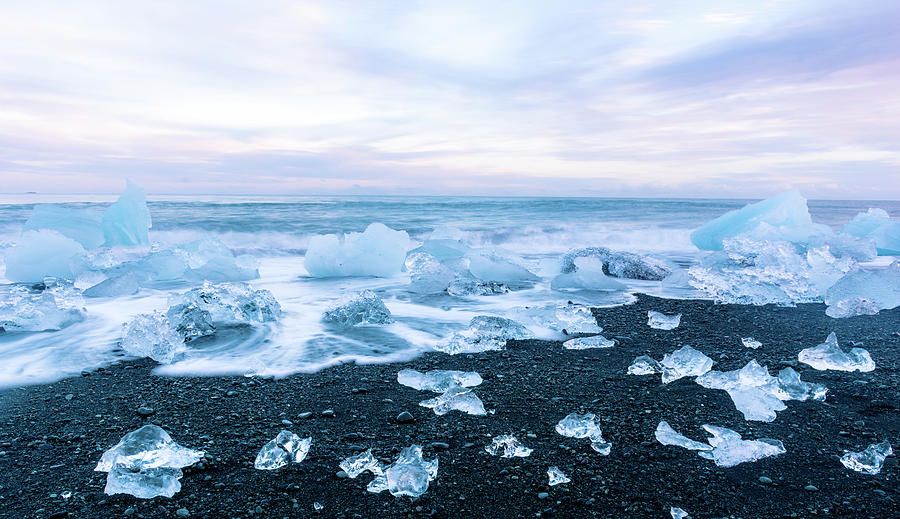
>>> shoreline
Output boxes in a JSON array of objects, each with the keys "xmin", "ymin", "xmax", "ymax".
[{"xmin": 1, "ymin": 295, "xmax": 897, "ymax": 518}]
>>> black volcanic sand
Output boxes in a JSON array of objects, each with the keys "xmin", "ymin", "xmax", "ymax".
[{"xmin": 1, "ymin": 295, "xmax": 898, "ymax": 519}]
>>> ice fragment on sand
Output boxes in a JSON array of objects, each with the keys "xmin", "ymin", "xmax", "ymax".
[
  {"xmin": 741, "ymin": 337, "xmax": 762, "ymax": 349},
  {"xmin": 102, "ymin": 180, "xmax": 152, "ymax": 246},
  {"xmin": 555, "ymin": 413, "xmax": 611, "ymax": 455},
  {"xmin": 313, "ymin": 502, "xmax": 323, "ymax": 511},
  {"xmin": 4, "ymin": 230, "xmax": 86, "ymax": 283},
  {"xmin": 466, "ymin": 249, "xmax": 539, "ymax": 283},
  {"xmin": 254, "ymin": 430, "xmax": 311, "ymax": 470},
  {"xmin": 648, "ymin": 310, "xmax": 681, "ymax": 330},
  {"xmin": 0, "ymin": 283, "xmax": 86, "ymax": 332},
  {"xmin": 339, "ymin": 449, "xmax": 382, "ymax": 479},
  {"xmin": 825, "ymin": 261, "xmax": 900, "ymax": 312},
  {"xmin": 23, "ymin": 205, "xmax": 105, "ymax": 249},
  {"xmin": 826, "ymin": 297, "xmax": 880, "ymax": 318},
  {"xmin": 304, "ymin": 222, "xmax": 410, "ymax": 277},
  {"xmin": 627, "ymin": 355, "xmax": 662, "ymax": 375},
  {"xmin": 405, "ymin": 252, "xmax": 456, "ymax": 294},
  {"xmin": 419, "ymin": 384, "xmax": 486, "ymax": 416},
  {"xmin": 563, "ymin": 335, "xmax": 615, "ymax": 349},
  {"xmin": 121, "ymin": 312, "xmax": 185, "ymax": 363},
  {"xmin": 397, "ymin": 369, "xmax": 482, "ymax": 392},
  {"xmin": 655, "ymin": 421, "xmax": 713, "ymax": 451},
  {"xmin": 842, "ymin": 208, "xmax": 900, "ymax": 255},
  {"xmin": 446, "ymin": 278, "xmax": 509, "ymax": 296},
  {"xmin": 560, "ymin": 247, "xmax": 671, "ymax": 280},
  {"xmin": 485, "ymin": 435, "xmax": 533, "ymax": 458},
  {"xmin": 511, "ymin": 303, "xmax": 602, "ymax": 335},
  {"xmin": 660, "ymin": 346, "xmax": 713, "ymax": 384},
  {"xmin": 551, "ymin": 257, "xmax": 627, "ymax": 291},
  {"xmin": 671, "ymin": 507, "xmax": 690, "ymax": 519},
  {"xmin": 798, "ymin": 332, "xmax": 874, "ymax": 372},
  {"xmin": 698, "ymin": 425, "xmax": 786, "ymax": 467},
  {"xmin": 84, "ymin": 272, "xmax": 140, "ymax": 298},
  {"xmin": 323, "ymin": 290, "xmax": 392, "ymax": 326},
  {"xmin": 547, "ymin": 466, "xmax": 570, "ymax": 486},
  {"xmin": 436, "ymin": 315, "xmax": 533, "ymax": 354},
  {"xmin": 349, "ymin": 446, "xmax": 438, "ymax": 498},
  {"xmin": 95, "ymin": 425, "xmax": 203, "ymax": 499},
  {"xmin": 840, "ymin": 441, "xmax": 893, "ymax": 475}
]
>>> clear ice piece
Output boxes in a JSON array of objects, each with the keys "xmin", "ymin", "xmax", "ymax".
[
  {"xmin": 23, "ymin": 204, "xmax": 104, "ymax": 249},
  {"xmin": 485, "ymin": 435, "xmax": 533, "ymax": 458},
  {"xmin": 655, "ymin": 421, "xmax": 712, "ymax": 451},
  {"xmin": 120, "ymin": 312, "xmax": 184, "ymax": 363},
  {"xmin": 560, "ymin": 247, "xmax": 671, "ymax": 280},
  {"xmin": 0, "ymin": 283, "xmax": 86, "ymax": 332},
  {"xmin": 446, "ymin": 278, "xmax": 509, "ymax": 296},
  {"xmin": 466, "ymin": 249, "xmax": 539, "ymax": 283},
  {"xmin": 671, "ymin": 507, "xmax": 690, "ymax": 519},
  {"xmin": 825, "ymin": 261, "xmax": 900, "ymax": 312},
  {"xmin": 397, "ymin": 369, "xmax": 483, "ymax": 392},
  {"xmin": 84, "ymin": 272, "xmax": 140, "ymax": 298},
  {"xmin": 384, "ymin": 445, "xmax": 438, "ymax": 498},
  {"xmin": 436, "ymin": 315, "xmax": 533, "ymax": 354},
  {"xmin": 170, "ymin": 281, "xmax": 281, "ymax": 326},
  {"xmin": 563, "ymin": 335, "xmax": 615, "ymax": 350},
  {"xmin": 698, "ymin": 425, "xmax": 786, "ymax": 467},
  {"xmin": 741, "ymin": 337, "xmax": 762, "ymax": 349},
  {"xmin": 842, "ymin": 208, "xmax": 900, "ymax": 255},
  {"xmin": 102, "ymin": 180, "xmax": 152, "ymax": 247},
  {"xmin": 339, "ymin": 449, "xmax": 383, "ymax": 479},
  {"xmin": 660, "ymin": 346, "xmax": 713, "ymax": 384},
  {"xmin": 840, "ymin": 441, "xmax": 893, "ymax": 475},
  {"xmin": 304, "ymin": 223, "xmax": 410, "ymax": 278},
  {"xmin": 4, "ymin": 230, "xmax": 86, "ymax": 283},
  {"xmin": 798, "ymin": 332, "xmax": 875, "ymax": 372},
  {"xmin": 419, "ymin": 384, "xmax": 486, "ymax": 416},
  {"xmin": 555, "ymin": 413, "xmax": 611, "ymax": 455},
  {"xmin": 322, "ymin": 290, "xmax": 392, "ymax": 326},
  {"xmin": 405, "ymin": 252, "xmax": 456, "ymax": 294},
  {"xmin": 547, "ymin": 466, "xmax": 570, "ymax": 486},
  {"xmin": 254, "ymin": 430, "xmax": 312, "ymax": 470},
  {"xmin": 648, "ymin": 311, "xmax": 681, "ymax": 330},
  {"xmin": 627, "ymin": 355, "xmax": 662, "ymax": 375},
  {"xmin": 826, "ymin": 297, "xmax": 880, "ymax": 318},
  {"xmin": 551, "ymin": 256, "xmax": 627, "ymax": 291}
]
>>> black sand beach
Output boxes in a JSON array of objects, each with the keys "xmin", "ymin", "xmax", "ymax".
[{"xmin": 1, "ymin": 295, "xmax": 898, "ymax": 518}]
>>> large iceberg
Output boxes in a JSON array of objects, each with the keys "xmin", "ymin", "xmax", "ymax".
[
  {"xmin": 842, "ymin": 208, "xmax": 900, "ymax": 255},
  {"xmin": 435, "ymin": 315, "xmax": 534, "ymax": 354},
  {"xmin": 0, "ymin": 283, "xmax": 86, "ymax": 332},
  {"xmin": 322, "ymin": 290, "xmax": 392, "ymax": 326},
  {"xmin": 4, "ymin": 230, "xmax": 86, "ymax": 283},
  {"xmin": 551, "ymin": 257, "xmax": 627, "ymax": 291},
  {"xmin": 304, "ymin": 223, "xmax": 410, "ymax": 277},
  {"xmin": 102, "ymin": 180, "xmax": 152, "ymax": 247},
  {"xmin": 798, "ymin": 332, "xmax": 875, "ymax": 372},
  {"xmin": 560, "ymin": 247, "xmax": 671, "ymax": 280},
  {"xmin": 825, "ymin": 261, "xmax": 900, "ymax": 313},
  {"xmin": 23, "ymin": 205, "xmax": 105, "ymax": 249}
]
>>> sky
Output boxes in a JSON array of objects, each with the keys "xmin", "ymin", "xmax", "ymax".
[{"xmin": 0, "ymin": 0, "xmax": 898, "ymax": 198}]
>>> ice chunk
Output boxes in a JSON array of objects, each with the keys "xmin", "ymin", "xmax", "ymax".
[
  {"xmin": 102, "ymin": 180, "xmax": 152, "ymax": 247},
  {"xmin": 84, "ymin": 272, "xmax": 140, "ymax": 298},
  {"xmin": 776, "ymin": 367, "xmax": 828, "ymax": 401},
  {"xmin": 698, "ymin": 425, "xmax": 785, "ymax": 467},
  {"xmin": 304, "ymin": 223, "xmax": 410, "ymax": 277},
  {"xmin": 825, "ymin": 261, "xmax": 900, "ymax": 312},
  {"xmin": 383, "ymin": 445, "xmax": 439, "ymax": 498},
  {"xmin": 419, "ymin": 238, "xmax": 470, "ymax": 261},
  {"xmin": 485, "ymin": 435, "xmax": 533, "ymax": 458},
  {"xmin": 466, "ymin": 250, "xmax": 539, "ymax": 283},
  {"xmin": 627, "ymin": 355, "xmax": 662, "ymax": 375},
  {"xmin": 655, "ymin": 421, "xmax": 713, "ymax": 451},
  {"xmin": 4, "ymin": 230, "xmax": 86, "ymax": 283},
  {"xmin": 397, "ymin": 369, "xmax": 482, "ymax": 392},
  {"xmin": 840, "ymin": 441, "xmax": 893, "ymax": 475},
  {"xmin": 842, "ymin": 208, "xmax": 900, "ymax": 255},
  {"xmin": 436, "ymin": 315, "xmax": 533, "ymax": 354},
  {"xmin": 254, "ymin": 430, "xmax": 312, "ymax": 470},
  {"xmin": 563, "ymin": 335, "xmax": 615, "ymax": 349},
  {"xmin": 120, "ymin": 312, "xmax": 185, "ymax": 363},
  {"xmin": 741, "ymin": 337, "xmax": 762, "ymax": 349},
  {"xmin": 798, "ymin": 332, "xmax": 875, "ymax": 372},
  {"xmin": 670, "ymin": 507, "xmax": 690, "ymax": 519},
  {"xmin": 95, "ymin": 425, "xmax": 203, "ymax": 499},
  {"xmin": 339, "ymin": 449, "xmax": 382, "ymax": 479},
  {"xmin": 23, "ymin": 205, "xmax": 104, "ymax": 249},
  {"xmin": 0, "ymin": 283, "xmax": 86, "ymax": 332},
  {"xmin": 547, "ymin": 466, "xmax": 570, "ymax": 486},
  {"xmin": 405, "ymin": 252, "xmax": 456, "ymax": 294},
  {"xmin": 648, "ymin": 311, "xmax": 681, "ymax": 330},
  {"xmin": 446, "ymin": 278, "xmax": 509, "ymax": 296},
  {"xmin": 171, "ymin": 281, "xmax": 281, "ymax": 326},
  {"xmin": 186, "ymin": 254, "xmax": 260, "ymax": 282},
  {"xmin": 660, "ymin": 346, "xmax": 713, "ymax": 384},
  {"xmin": 419, "ymin": 384, "xmax": 486, "ymax": 416},
  {"xmin": 560, "ymin": 247, "xmax": 671, "ymax": 280},
  {"xmin": 826, "ymin": 297, "xmax": 880, "ymax": 318},
  {"xmin": 551, "ymin": 256, "xmax": 628, "ymax": 290},
  {"xmin": 510, "ymin": 303, "xmax": 602, "ymax": 335},
  {"xmin": 322, "ymin": 290, "xmax": 392, "ymax": 326},
  {"xmin": 555, "ymin": 412, "xmax": 612, "ymax": 455}
]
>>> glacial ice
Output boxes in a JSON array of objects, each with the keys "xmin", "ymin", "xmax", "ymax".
[
  {"xmin": 446, "ymin": 278, "xmax": 509, "ymax": 296},
  {"xmin": 405, "ymin": 252, "xmax": 456, "ymax": 294},
  {"xmin": 23, "ymin": 205, "xmax": 105, "ymax": 249},
  {"xmin": 485, "ymin": 435, "xmax": 533, "ymax": 458},
  {"xmin": 563, "ymin": 335, "xmax": 615, "ymax": 349},
  {"xmin": 121, "ymin": 312, "xmax": 186, "ymax": 363},
  {"xmin": 419, "ymin": 384, "xmax": 486, "ymax": 416},
  {"xmin": 510, "ymin": 303, "xmax": 602, "ymax": 335},
  {"xmin": 466, "ymin": 250, "xmax": 539, "ymax": 283},
  {"xmin": 825, "ymin": 261, "xmax": 900, "ymax": 312},
  {"xmin": 660, "ymin": 346, "xmax": 713, "ymax": 384},
  {"xmin": 322, "ymin": 290, "xmax": 392, "ymax": 326},
  {"xmin": 339, "ymin": 449, "xmax": 382, "ymax": 479},
  {"xmin": 842, "ymin": 208, "xmax": 900, "ymax": 255},
  {"xmin": 698, "ymin": 425, "xmax": 786, "ymax": 467},
  {"xmin": 655, "ymin": 421, "xmax": 713, "ymax": 451},
  {"xmin": 254, "ymin": 430, "xmax": 312, "ymax": 470},
  {"xmin": 102, "ymin": 180, "xmax": 152, "ymax": 247},
  {"xmin": 0, "ymin": 283, "xmax": 86, "ymax": 332},
  {"xmin": 555, "ymin": 412, "xmax": 612, "ymax": 455},
  {"xmin": 382, "ymin": 446, "xmax": 439, "ymax": 498},
  {"xmin": 551, "ymin": 256, "xmax": 628, "ymax": 291},
  {"xmin": 840, "ymin": 441, "xmax": 893, "ymax": 475},
  {"xmin": 741, "ymin": 337, "xmax": 762, "ymax": 349},
  {"xmin": 95, "ymin": 425, "xmax": 204, "ymax": 499},
  {"xmin": 304, "ymin": 223, "xmax": 410, "ymax": 277},
  {"xmin": 84, "ymin": 272, "xmax": 141, "ymax": 298},
  {"xmin": 627, "ymin": 355, "xmax": 663, "ymax": 375},
  {"xmin": 397, "ymin": 369, "xmax": 483, "ymax": 392},
  {"xmin": 648, "ymin": 310, "xmax": 681, "ymax": 330},
  {"xmin": 671, "ymin": 507, "xmax": 690, "ymax": 519},
  {"xmin": 560, "ymin": 247, "xmax": 672, "ymax": 280},
  {"xmin": 4, "ymin": 230, "xmax": 86, "ymax": 283},
  {"xmin": 798, "ymin": 332, "xmax": 875, "ymax": 372},
  {"xmin": 435, "ymin": 315, "xmax": 533, "ymax": 354},
  {"xmin": 547, "ymin": 466, "xmax": 571, "ymax": 486},
  {"xmin": 170, "ymin": 282, "xmax": 281, "ymax": 326},
  {"xmin": 419, "ymin": 238, "xmax": 470, "ymax": 261},
  {"xmin": 825, "ymin": 297, "xmax": 880, "ymax": 318}
]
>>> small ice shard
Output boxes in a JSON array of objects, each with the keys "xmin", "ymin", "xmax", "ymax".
[
  {"xmin": 555, "ymin": 412, "xmax": 611, "ymax": 455},
  {"xmin": 826, "ymin": 297, "xmax": 881, "ymax": 318},
  {"xmin": 304, "ymin": 222, "xmax": 410, "ymax": 278},
  {"xmin": 670, "ymin": 507, "xmax": 690, "ymax": 519},
  {"xmin": 741, "ymin": 337, "xmax": 762, "ymax": 349},
  {"xmin": 4, "ymin": 230, "xmax": 86, "ymax": 283},
  {"xmin": 840, "ymin": 441, "xmax": 893, "ymax": 475},
  {"xmin": 169, "ymin": 281, "xmax": 281, "ymax": 327},
  {"xmin": 322, "ymin": 290, "xmax": 392, "ymax": 326},
  {"xmin": 842, "ymin": 208, "xmax": 900, "ymax": 255},
  {"xmin": 655, "ymin": 421, "xmax": 713, "ymax": 451},
  {"xmin": 0, "ymin": 283, "xmax": 86, "ymax": 332},
  {"xmin": 313, "ymin": 502, "xmax": 323, "ymax": 511},
  {"xmin": 383, "ymin": 445, "xmax": 439, "ymax": 498},
  {"xmin": 397, "ymin": 369, "xmax": 482, "ymax": 392},
  {"xmin": 798, "ymin": 332, "xmax": 875, "ymax": 372},
  {"xmin": 120, "ymin": 312, "xmax": 184, "ymax": 363},
  {"xmin": 419, "ymin": 384, "xmax": 486, "ymax": 416},
  {"xmin": 660, "ymin": 346, "xmax": 713, "ymax": 384},
  {"xmin": 339, "ymin": 449, "xmax": 383, "ymax": 479},
  {"xmin": 825, "ymin": 261, "xmax": 900, "ymax": 311},
  {"xmin": 551, "ymin": 256, "xmax": 627, "ymax": 291},
  {"xmin": 446, "ymin": 278, "xmax": 510, "ymax": 296},
  {"xmin": 405, "ymin": 251, "xmax": 456, "ymax": 294},
  {"xmin": 560, "ymin": 247, "xmax": 671, "ymax": 280},
  {"xmin": 485, "ymin": 435, "xmax": 533, "ymax": 458},
  {"xmin": 84, "ymin": 272, "xmax": 141, "ymax": 298},
  {"xmin": 102, "ymin": 180, "xmax": 152, "ymax": 247},
  {"xmin": 436, "ymin": 315, "xmax": 534, "ymax": 354},
  {"xmin": 547, "ymin": 466, "xmax": 570, "ymax": 486},
  {"xmin": 563, "ymin": 335, "xmax": 616, "ymax": 349},
  {"xmin": 95, "ymin": 425, "xmax": 204, "ymax": 499},
  {"xmin": 648, "ymin": 311, "xmax": 681, "ymax": 330},
  {"xmin": 627, "ymin": 355, "xmax": 662, "ymax": 375},
  {"xmin": 776, "ymin": 367, "xmax": 828, "ymax": 401},
  {"xmin": 698, "ymin": 425, "xmax": 786, "ymax": 467},
  {"xmin": 23, "ymin": 204, "xmax": 105, "ymax": 249},
  {"xmin": 254, "ymin": 430, "xmax": 312, "ymax": 470},
  {"xmin": 466, "ymin": 249, "xmax": 539, "ymax": 283}
]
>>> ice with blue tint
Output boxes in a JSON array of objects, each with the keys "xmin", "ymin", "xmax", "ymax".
[
  {"xmin": 323, "ymin": 290, "xmax": 392, "ymax": 326},
  {"xmin": 560, "ymin": 247, "xmax": 671, "ymax": 280},
  {"xmin": 551, "ymin": 257, "xmax": 627, "ymax": 291},
  {"xmin": 627, "ymin": 355, "xmax": 662, "ymax": 375},
  {"xmin": 798, "ymin": 332, "xmax": 875, "ymax": 372},
  {"xmin": 3, "ymin": 230, "xmax": 86, "ymax": 283},
  {"xmin": 840, "ymin": 441, "xmax": 893, "ymax": 475},
  {"xmin": 648, "ymin": 310, "xmax": 681, "ymax": 330},
  {"xmin": 555, "ymin": 412, "xmax": 612, "ymax": 455},
  {"xmin": 842, "ymin": 208, "xmax": 900, "ymax": 255},
  {"xmin": 510, "ymin": 303, "xmax": 602, "ymax": 335},
  {"xmin": 563, "ymin": 335, "xmax": 615, "ymax": 349},
  {"xmin": 178, "ymin": 237, "xmax": 260, "ymax": 282},
  {"xmin": 254, "ymin": 430, "xmax": 312, "ymax": 470},
  {"xmin": 397, "ymin": 369, "xmax": 483, "ymax": 392},
  {"xmin": 826, "ymin": 261, "xmax": 900, "ymax": 313},
  {"xmin": 121, "ymin": 312, "xmax": 186, "ymax": 363},
  {"xmin": 102, "ymin": 180, "xmax": 152, "ymax": 247},
  {"xmin": 382, "ymin": 446, "xmax": 439, "ymax": 498},
  {"xmin": 446, "ymin": 278, "xmax": 509, "ymax": 296},
  {"xmin": 405, "ymin": 252, "xmax": 456, "ymax": 294},
  {"xmin": 466, "ymin": 249, "xmax": 540, "ymax": 283},
  {"xmin": 485, "ymin": 435, "xmax": 533, "ymax": 458},
  {"xmin": 826, "ymin": 297, "xmax": 880, "ymax": 318},
  {"xmin": 171, "ymin": 282, "xmax": 281, "ymax": 326},
  {"xmin": 84, "ymin": 272, "xmax": 141, "ymax": 298},
  {"xmin": 698, "ymin": 425, "xmax": 786, "ymax": 467},
  {"xmin": 419, "ymin": 383, "xmax": 486, "ymax": 416},
  {"xmin": 0, "ymin": 283, "xmax": 86, "ymax": 332},
  {"xmin": 655, "ymin": 421, "xmax": 713, "ymax": 451},
  {"xmin": 436, "ymin": 315, "xmax": 533, "ymax": 354},
  {"xmin": 660, "ymin": 346, "xmax": 713, "ymax": 384},
  {"xmin": 304, "ymin": 222, "xmax": 410, "ymax": 277},
  {"xmin": 671, "ymin": 507, "xmax": 690, "ymax": 519},
  {"xmin": 23, "ymin": 205, "xmax": 105, "ymax": 249},
  {"xmin": 547, "ymin": 466, "xmax": 570, "ymax": 486}
]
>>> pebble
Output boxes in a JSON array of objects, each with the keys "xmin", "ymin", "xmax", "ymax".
[
  {"xmin": 804, "ymin": 485, "xmax": 818, "ymax": 492},
  {"xmin": 136, "ymin": 407, "xmax": 155, "ymax": 417},
  {"xmin": 175, "ymin": 509, "xmax": 190, "ymax": 518},
  {"xmin": 759, "ymin": 476, "xmax": 773, "ymax": 485},
  {"xmin": 321, "ymin": 409, "xmax": 335, "ymax": 417},
  {"xmin": 537, "ymin": 492, "xmax": 549, "ymax": 500},
  {"xmin": 396, "ymin": 411, "xmax": 415, "ymax": 423},
  {"xmin": 281, "ymin": 419, "xmax": 293, "ymax": 426},
  {"xmin": 298, "ymin": 412, "xmax": 312, "ymax": 419}
]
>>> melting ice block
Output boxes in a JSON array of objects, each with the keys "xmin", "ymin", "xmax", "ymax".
[
  {"xmin": 555, "ymin": 413, "xmax": 611, "ymax": 455},
  {"xmin": 102, "ymin": 180, "xmax": 152, "ymax": 246},
  {"xmin": 485, "ymin": 435, "xmax": 533, "ymax": 458},
  {"xmin": 825, "ymin": 261, "xmax": 900, "ymax": 312},
  {"xmin": 254, "ymin": 430, "xmax": 311, "ymax": 470},
  {"xmin": 563, "ymin": 335, "xmax": 615, "ymax": 349},
  {"xmin": 419, "ymin": 384, "xmax": 486, "ymax": 416},
  {"xmin": 648, "ymin": 311, "xmax": 681, "ymax": 330},
  {"xmin": 382, "ymin": 446, "xmax": 439, "ymax": 498},
  {"xmin": 547, "ymin": 466, "xmax": 570, "ymax": 486},
  {"xmin": 627, "ymin": 355, "xmax": 663, "ymax": 375},
  {"xmin": 397, "ymin": 369, "xmax": 482, "ymax": 392},
  {"xmin": 698, "ymin": 425, "xmax": 786, "ymax": 467},
  {"xmin": 741, "ymin": 337, "xmax": 762, "ymax": 349},
  {"xmin": 121, "ymin": 312, "xmax": 185, "ymax": 363},
  {"xmin": 304, "ymin": 223, "xmax": 410, "ymax": 277},
  {"xmin": 4, "ymin": 230, "xmax": 86, "ymax": 283},
  {"xmin": 551, "ymin": 256, "xmax": 627, "ymax": 291},
  {"xmin": 95, "ymin": 425, "xmax": 203, "ymax": 499},
  {"xmin": 23, "ymin": 205, "xmax": 105, "ymax": 249},
  {"xmin": 405, "ymin": 252, "xmax": 456, "ymax": 294},
  {"xmin": 655, "ymin": 421, "xmax": 712, "ymax": 451},
  {"xmin": 322, "ymin": 290, "xmax": 392, "ymax": 326},
  {"xmin": 446, "ymin": 278, "xmax": 509, "ymax": 296},
  {"xmin": 510, "ymin": 303, "xmax": 602, "ymax": 335},
  {"xmin": 560, "ymin": 247, "xmax": 671, "ymax": 280},
  {"xmin": 84, "ymin": 272, "xmax": 140, "ymax": 298},
  {"xmin": 840, "ymin": 441, "xmax": 893, "ymax": 475},
  {"xmin": 436, "ymin": 315, "xmax": 533, "ymax": 354},
  {"xmin": 466, "ymin": 249, "xmax": 539, "ymax": 283},
  {"xmin": 0, "ymin": 283, "xmax": 86, "ymax": 332},
  {"xmin": 170, "ymin": 281, "xmax": 281, "ymax": 326},
  {"xmin": 826, "ymin": 297, "xmax": 880, "ymax": 318},
  {"xmin": 339, "ymin": 449, "xmax": 382, "ymax": 479},
  {"xmin": 660, "ymin": 346, "xmax": 713, "ymax": 384},
  {"xmin": 842, "ymin": 208, "xmax": 900, "ymax": 255},
  {"xmin": 798, "ymin": 332, "xmax": 875, "ymax": 372}
]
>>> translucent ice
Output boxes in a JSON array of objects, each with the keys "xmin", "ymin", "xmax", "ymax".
[
  {"xmin": 405, "ymin": 252, "xmax": 456, "ymax": 294},
  {"xmin": 798, "ymin": 332, "xmax": 875, "ymax": 372},
  {"xmin": 170, "ymin": 282, "xmax": 281, "ymax": 327},
  {"xmin": 655, "ymin": 421, "xmax": 712, "ymax": 451},
  {"xmin": 383, "ymin": 446, "xmax": 439, "ymax": 498},
  {"xmin": 628, "ymin": 355, "xmax": 663, "ymax": 375},
  {"xmin": 446, "ymin": 278, "xmax": 509, "ymax": 296},
  {"xmin": 4, "ymin": 230, "xmax": 86, "ymax": 283},
  {"xmin": 102, "ymin": 180, "xmax": 152, "ymax": 247},
  {"xmin": 660, "ymin": 346, "xmax": 713, "ymax": 384},
  {"xmin": 322, "ymin": 290, "xmax": 392, "ymax": 326},
  {"xmin": 560, "ymin": 247, "xmax": 671, "ymax": 280},
  {"xmin": 120, "ymin": 312, "xmax": 185, "ymax": 363},
  {"xmin": 840, "ymin": 441, "xmax": 893, "ymax": 475},
  {"xmin": 436, "ymin": 315, "xmax": 533, "ymax": 354},
  {"xmin": 339, "ymin": 449, "xmax": 382, "ymax": 479},
  {"xmin": 551, "ymin": 257, "xmax": 628, "ymax": 291},
  {"xmin": 84, "ymin": 272, "xmax": 140, "ymax": 298},
  {"xmin": 671, "ymin": 507, "xmax": 690, "ymax": 519},
  {"xmin": 648, "ymin": 311, "xmax": 681, "ymax": 330},
  {"xmin": 555, "ymin": 412, "xmax": 612, "ymax": 455},
  {"xmin": 563, "ymin": 335, "xmax": 616, "ymax": 349},
  {"xmin": 466, "ymin": 249, "xmax": 539, "ymax": 283},
  {"xmin": 419, "ymin": 238, "xmax": 470, "ymax": 261},
  {"xmin": 0, "ymin": 283, "xmax": 86, "ymax": 332},
  {"xmin": 547, "ymin": 466, "xmax": 570, "ymax": 486},
  {"xmin": 842, "ymin": 208, "xmax": 900, "ymax": 255},
  {"xmin": 698, "ymin": 425, "xmax": 786, "ymax": 467},
  {"xmin": 485, "ymin": 435, "xmax": 533, "ymax": 458},
  {"xmin": 419, "ymin": 384, "xmax": 486, "ymax": 416},
  {"xmin": 826, "ymin": 297, "xmax": 880, "ymax": 318},
  {"xmin": 742, "ymin": 337, "xmax": 762, "ymax": 349},
  {"xmin": 397, "ymin": 369, "xmax": 483, "ymax": 392},
  {"xmin": 825, "ymin": 261, "xmax": 900, "ymax": 312},
  {"xmin": 254, "ymin": 430, "xmax": 312, "ymax": 470},
  {"xmin": 95, "ymin": 425, "xmax": 203, "ymax": 499},
  {"xmin": 510, "ymin": 303, "xmax": 602, "ymax": 335},
  {"xmin": 304, "ymin": 223, "xmax": 410, "ymax": 277},
  {"xmin": 23, "ymin": 205, "xmax": 105, "ymax": 249}
]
